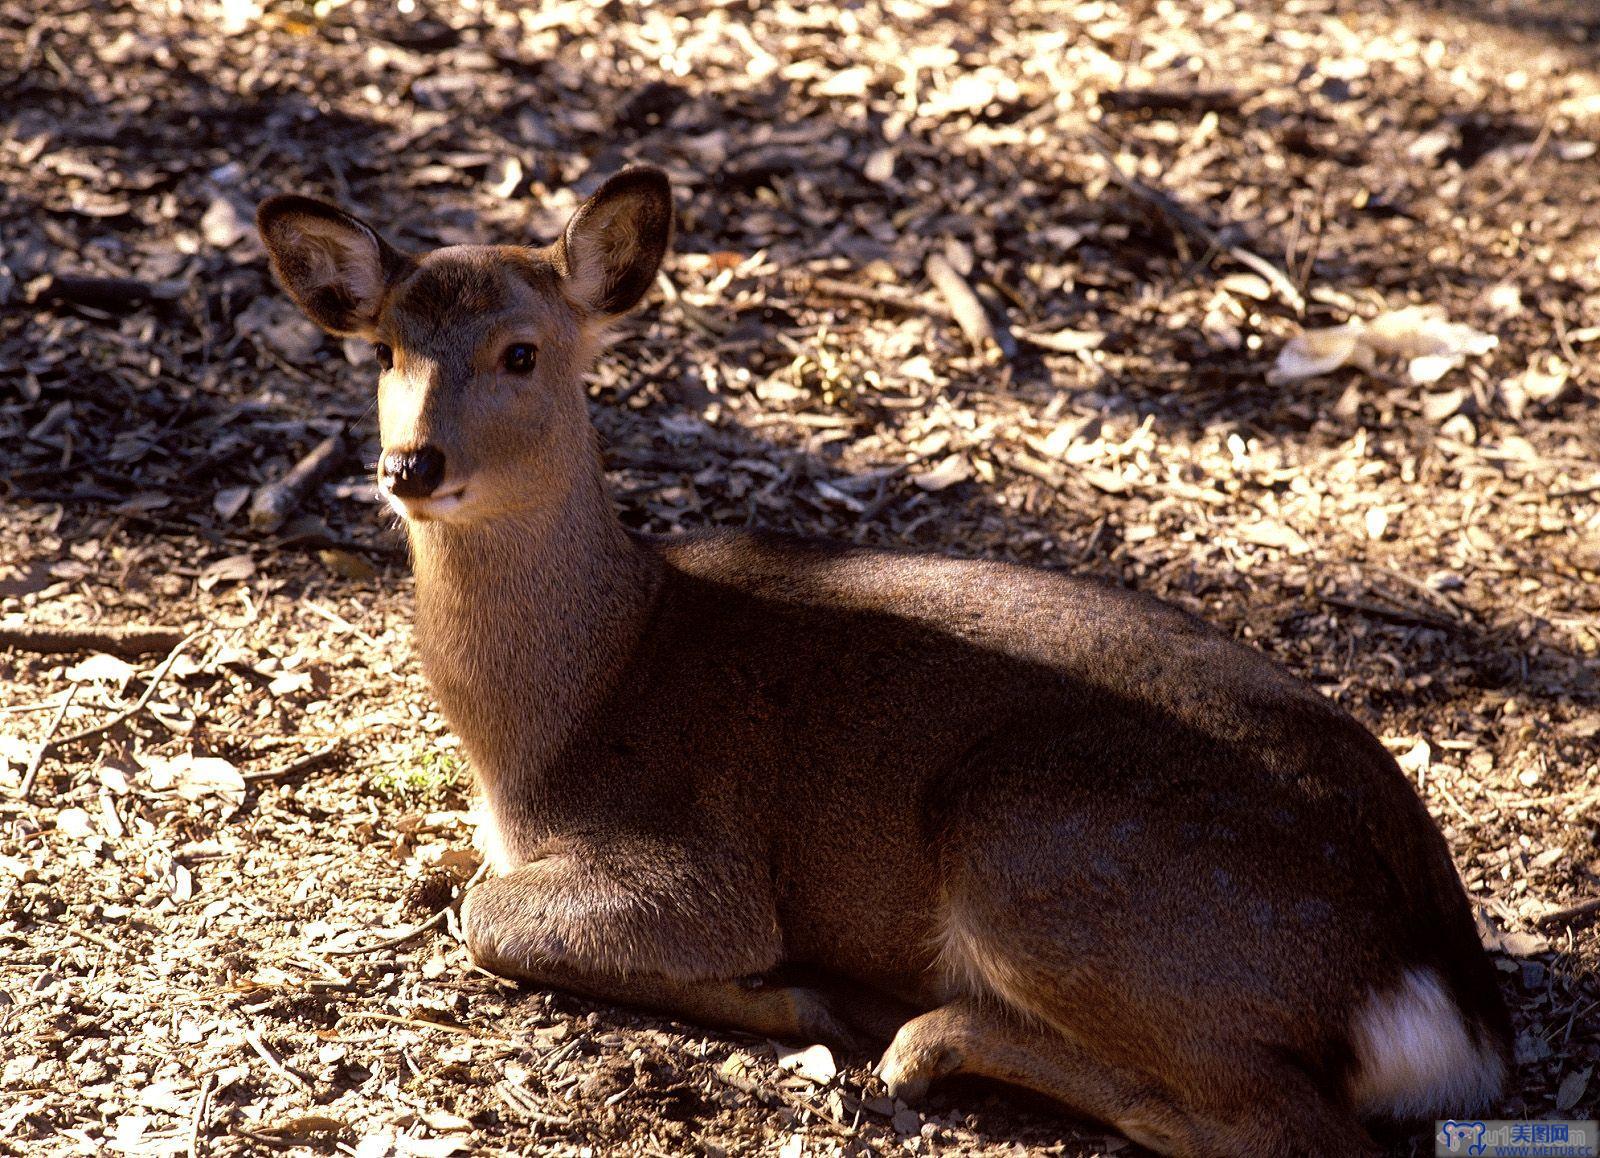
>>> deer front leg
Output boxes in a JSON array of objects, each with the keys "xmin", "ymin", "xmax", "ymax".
[{"xmin": 459, "ymin": 849, "xmax": 869, "ymax": 1048}]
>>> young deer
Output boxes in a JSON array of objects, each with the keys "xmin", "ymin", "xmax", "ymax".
[{"xmin": 258, "ymin": 168, "xmax": 1509, "ymax": 1157}]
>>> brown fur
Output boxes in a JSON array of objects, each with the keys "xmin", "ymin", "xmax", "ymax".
[{"xmin": 257, "ymin": 168, "xmax": 1510, "ymax": 1158}]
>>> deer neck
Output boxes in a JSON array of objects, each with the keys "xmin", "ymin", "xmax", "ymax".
[{"xmin": 405, "ymin": 463, "xmax": 661, "ymax": 801}]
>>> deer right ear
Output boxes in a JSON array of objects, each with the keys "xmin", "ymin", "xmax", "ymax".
[
  {"xmin": 256, "ymin": 195, "xmax": 408, "ymax": 336},
  {"xmin": 555, "ymin": 167, "xmax": 674, "ymax": 320}
]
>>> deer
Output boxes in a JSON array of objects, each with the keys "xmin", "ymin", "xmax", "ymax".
[{"xmin": 257, "ymin": 166, "xmax": 1510, "ymax": 1158}]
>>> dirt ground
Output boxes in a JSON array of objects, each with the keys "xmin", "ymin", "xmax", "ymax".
[{"xmin": 3, "ymin": 0, "xmax": 1598, "ymax": 1154}]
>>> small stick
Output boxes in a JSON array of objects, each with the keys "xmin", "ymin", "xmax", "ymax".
[
  {"xmin": 1097, "ymin": 87, "xmax": 1249, "ymax": 115},
  {"xmin": 925, "ymin": 253, "xmax": 999, "ymax": 358},
  {"xmin": 339, "ymin": 1011, "xmax": 513, "ymax": 1042},
  {"xmin": 792, "ymin": 273, "xmax": 957, "ymax": 321},
  {"xmin": 249, "ymin": 431, "xmax": 349, "ymax": 533},
  {"xmin": 243, "ymin": 1027, "xmax": 312, "ymax": 1094},
  {"xmin": 18, "ymin": 684, "xmax": 79, "ymax": 798},
  {"xmin": 314, "ymin": 861, "xmax": 489, "ymax": 957},
  {"xmin": 16, "ymin": 630, "xmax": 208, "ymax": 795},
  {"xmin": 187, "ymin": 1073, "xmax": 215, "ymax": 1158},
  {"xmin": 243, "ymin": 739, "xmax": 345, "ymax": 783},
  {"xmin": 1087, "ymin": 131, "xmax": 1305, "ymax": 314},
  {"xmin": 0, "ymin": 622, "xmax": 188, "ymax": 659},
  {"xmin": 302, "ymin": 598, "xmax": 382, "ymax": 650},
  {"xmin": 1323, "ymin": 594, "xmax": 1459, "ymax": 632},
  {"xmin": 32, "ymin": 273, "xmax": 185, "ymax": 313},
  {"xmin": 1532, "ymin": 896, "xmax": 1600, "ymax": 930}
]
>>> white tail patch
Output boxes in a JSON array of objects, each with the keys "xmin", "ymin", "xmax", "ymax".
[{"xmin": 1347, "ymin": 968, "xmax": 1503, "ymax": 1118}]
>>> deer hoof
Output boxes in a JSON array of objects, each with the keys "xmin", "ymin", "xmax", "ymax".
[{"xmin": 875, "ymin": 1022, "xmax": 963, "ymax": 1102}]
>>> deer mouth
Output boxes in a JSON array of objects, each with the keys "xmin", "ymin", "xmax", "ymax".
[{"xmin": 389, "ymin": 484, "xmax": 469, "ymax": 522}]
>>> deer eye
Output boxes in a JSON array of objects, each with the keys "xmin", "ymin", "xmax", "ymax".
[
  {"xmin": 503, "ymin": 343, "xmax": 537, "ymax": 374},
  {"xmin": 374, "ymin": 343, "xmax": 394, "ymax": 371}
]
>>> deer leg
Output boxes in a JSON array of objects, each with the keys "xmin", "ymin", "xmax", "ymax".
[
  {"xmin": 460, "ymin": 857, "xmax": 888, "ymax": 1049},
  {"xmin": 877, "ymin": 999, "xmax": 1380, "ymax": 1158}
]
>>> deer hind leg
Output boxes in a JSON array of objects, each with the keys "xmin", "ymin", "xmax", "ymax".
[{"xmin": 877, "ymin": 999, "xmax": 1380, "ymax": 1158}]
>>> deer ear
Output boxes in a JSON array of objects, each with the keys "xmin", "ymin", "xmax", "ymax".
[
  {"xmin": 256, "ymin": 195, "xmax": 409, "ymax": 336},
  {"xmin": 556, "ymin": 167, "xmax": 673, "ymax": 319}
]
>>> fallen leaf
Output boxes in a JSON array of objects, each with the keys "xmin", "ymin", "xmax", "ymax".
[
  {"xmin": 257, "ymin": 1115, "xmax": 350, "ymax": 1138},
  {"xmin": 57, "ymin": 807, "xmax": 94, "ymax": 840},
  {"xmin": 1395, "ymin": 740, "xmax": 1431, "ymax": 781},
  {"xmin": 1268, "ymin": 307, "xmax": 1496, "ymax": 385},
  {"xmin": 199, "ymin": 554, "xmax": 255, "ymax": 591},
  {"xmin": 201, "ymin": 196, "xmax": 251, "ymax": 249},
  {"xmin": 911, "ymin": 454, "xmax": 971, "ymax": 492},
  {"xmin": 268, "ymin": 671, "xmax": 313, "ymax": 697},
  {"xmin": 146, "ymin": 755, "xmax": 246, "ymax": 815},
  {"xmin": 65, "ymin": 654, "xmax": 136, "ymax": 684},
  {"xmin": 774, "ymin": 1042, "xmax": 837, "ymax": 1085},
  {"xmin": 1556, "ymin": 1066, "xmax": 1591, "ymax": 1113},
  {"xmin": 1237, "ymin": 519, "xmax": 1311, "ymax": 555},
  {"xmin": 486, "ymin": 155, "xmax": 523, "ymax": 199},
  {"xmin": 214, "ymin": 486, "xmax": 251, "ymax": 520},
  {"xmin": 1267, "ymin": 322, "xmax": 1366, "ymax": 383}
]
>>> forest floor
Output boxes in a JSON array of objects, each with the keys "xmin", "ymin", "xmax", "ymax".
[{"xmin": 3, "ymin": 0, "xmax": 1599, "ymax": 1154}]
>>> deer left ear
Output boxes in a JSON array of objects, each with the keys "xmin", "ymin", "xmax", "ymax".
[
  {"xmin": 555, "ymin": 166, "xmax": 674, "ymax": 320},
  {"xmin": 256, "ymin": 195, "xmax": 410, "ymax": 336}
]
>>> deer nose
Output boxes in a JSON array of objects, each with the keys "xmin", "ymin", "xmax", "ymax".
[{"xmin": 381, "ymin": 446, "xmax": 447, "ymax": 499}]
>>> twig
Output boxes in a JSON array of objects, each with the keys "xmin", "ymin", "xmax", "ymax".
[
  {"xmin": 925, "ymin": 254, "xmax": 1001, "ymax": 359},
  {"xmin": 302, "ymin": 599, "xmax": 382, "ymax": 650},
  {"xmin": 338, "ymin": 1011, "xmax": 513, "ymax": 1042},
  {"xmin": 243, "ymin": 739, "xmax": 345, "ymax": 783},
  {"xmin": 15, "ymin": 630, "xmax": 208, "ymax": 796},
  {"xmin": 1086, "ymin": 130, "xmax": 1305, "ymax": 314},
  {"xmin": 1531, "ymin": 896, "xmax": 1600, "ymax": 930},
  {"xmin": 18, "ymin": 684, "xmax": 79, "ymax": 798},
  {"xmin": 0, "ymin": 622, "xmax": 188, "ymax": 659},
  {"xmin": 314, "ymin": 861, "xmax": 488, "ymax": 957},
  {"xmin": 784, "ymin": 272, "xmax": 955, "ymax": 320},
  {"xmin": 1323, "ymin": 594, "xmax": 1460, "ymax": 632},
  {"xmin": 31, "ymin": 273, "xmax": 186, "ymax": 313},
  {"xmin": 249, "ymin": 431, "xmax": 349, "ymax": 533},
  {"xmin": 1433, "ymin": 780, "xmax": 1481, "ymax": 831},
  {"xmin": 243, "ymin": 1027, "xmax": 312, "ymax": 1094},
  {"xmin": 1477, "ymin": 114, "xmax": 1555, "ymax": 214},
  {"xmin": 1295, "ymin": 171, "xmax": 1330, "ymax": 295},
  {"xmin": 187, "ymin": 1073, "xmax": 214, "ymax": 1158},
  {"xmin": 1097, "ymin": 86, "xmax": 1250, "ymax": 115}
]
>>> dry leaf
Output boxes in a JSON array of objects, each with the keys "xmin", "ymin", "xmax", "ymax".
[
  {"xmin": 257, "ymin": 1115, "xmax": 350, "ymax": 1138},
  {"xmin": 1556, "ymin": 1066, "xmax": 1591, "ymax": 1113},
  {"xmin": 911, "ymin": 454, "xmax": 971, "ymax": 492},
  {"xmin": 65, "ymin": 653, "xmax": 136, "ymax": 684},
  {"xmin": 1269, "ymin": 307, "xmax": 1496, "ymax": 385},
  {"xmin": 199, "ymin": 554, "xmax": 255, "ymax": 591},
  {"xmin": 1267, "ymin": 322, "xmax": 1366, "ymax": 384},
  {"xmin": 146, "ymin": 755, "xmax": 247, "ymax": 815},
  {"xmin": 214, "ymin": 486, "xmax": 251, "ymax": 520},
  {"xmin": 1237, "ymin": 519, "xmax": 1310, "ymax": 555},
  {"xmin": 1395, "ymin": 739, "xmax": 1431, "ymax": 779},
  {"xmin": 774, "ymin": 1042, "xmax": 836, "ymax": 1085},
  {"xmin": 57, "ymin": 807, "xmax": 94, "ymax": 840},
  {"xmin": 201, "ymin": 196, "xmax": 251, "ymax": 249}
]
